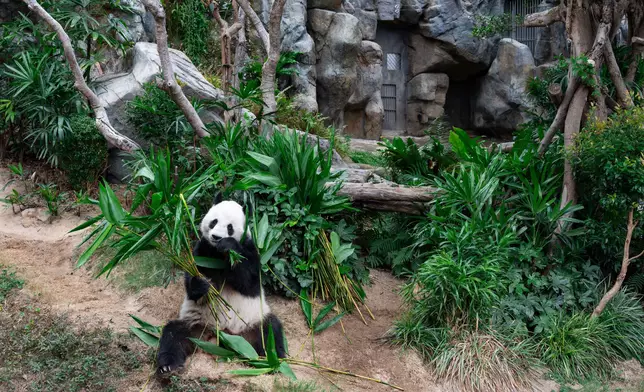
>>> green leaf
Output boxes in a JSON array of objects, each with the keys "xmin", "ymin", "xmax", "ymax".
[
  {"xmin": 150, "ymin": 192, "xmax": 163, "ymax": 211},
  {"xmin": 255, "ymin": 214, "xmax": 270, "ymax": 248},
  {"xmin": 129, "ymin": 326, "xmax": 159, "ymax": 348},
  {"xmin": 247, "ymin": 151, "xmax": 277, "ymax": 170},
  {"xmin": 313, "ymin": 301, "xmax": 336, "ymax": 327},
  {"xmin": 76, "ymin": 222, "xmax": 114, "ymax": 268},
  {"xmin": 247, "ymin": 360, "xmax": 272, "ymax": 368},
  {"xmin": 229, "ymin": 368, "xmax": 273, "ymax": 376},
  {"xmin": 313, "ymin": 312, "xmax": 345, "ymax": 334},
  {"xmin": 219, "ymin": 331, "xmax": 259, "ymax": 360},
  {"xmin": 134, "ymin": 166, "xmax": 155, "ymax": 181},
  {"xmin": 98, "ymin": 181, "xmax": 125, "ymax": 225},
  {"xmin": 194, "ymin": 256, "xmax": 227, "ymax": 269},
  {"xmin": 278, "ymin": 362, "xmax": 297, "ymax": 380},
  {"xmin": 265, "ymin": 325, "xmax": 279, "ymax": 367},
  {"xmin": 69, "ymin": 214, "xmax": 103, "ymax": 233},
  {"xmin": 189, "ymin": 338, "xmax": 236, "ymax": 358},
  {"xmin": 129, "ymin": 314, "xmax": 161, "ymax": 334},
  {"xmin": 260, "ymin": 236, "xmax": 285, "ymax": 265},
  {"xmin": 247, "ymin": 173, "xmax": 282, "ymax": 188},
  {"xmin": 300, "ymin": 289, "xmax": 312, "ymax": 327}
]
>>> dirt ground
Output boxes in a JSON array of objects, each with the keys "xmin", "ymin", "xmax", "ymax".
[{"xmin": 0, "ymin": 167, "xmax": 641, "ymax": 392}]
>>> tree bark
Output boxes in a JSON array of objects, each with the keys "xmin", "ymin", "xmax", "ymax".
[
  {"xmin": 592, "ymin": 209, "xmax": 644, "ymax": 317},
  {"xmin": 548, "ymin": 83, "xmax": 563, "ymax": 106},
  {"xmin": 209, "ymin": 1, "xmax": 242, "ymax": 95},
  {"xmin": 142, "ymin": 0, "xmax": 209, "ymax": 138},
  {"xmin": 604, "ymin": 41, "xmax": 634, "ymax": 107},
  {"xmin": 259, "ymin": 0, "xmax": 288, "ymax": 130},
  {"xmin": 234, "ymin": 0, "xmax": 269, "ymax": 54},
  {"xmin": 327, "ymin": 182, "xmax": 437, "ymax": 214},
  {"xmin": 523, "ymin": 5, "xmax": 565, "ymax": 27},
  {"xmin": 537, "ymin": 78, "xmax": 580, "ymax": 156},
  {"xmin": 21, "ymin": 0, "xmax": 140, "ymax": 152}
]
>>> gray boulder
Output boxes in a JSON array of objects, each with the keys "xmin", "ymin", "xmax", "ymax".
[
  {"xmin": 345, "ymin": 41, "xmax": 384, "ymax": 139},
  {"xmin": 94, "ymin": 42, "xmax": 224, "ymax": 144},
  {"xmin": 399, "ymin": 0, "xmax": 425, "ymax": 24},
  {"xmin": 343, "ymin": 0, "xmax": 378, "ymax": 40},
  {"xmin": 110, "ymin": 0, "xmax": 155, "ymax": 43},
  {"xmin": 308, "ymin": 10, "xmax": 362, "ymax": 127},
  {"xmin": 417, "ymin": 0, "xmax": 501, "ymax": 80},
  {"xmin": 406, "ymin": 73, "xmax": 449, "ymax": 136},
  {"xmin": 376, "ymin": 0, "xmax": 401, "ymax": 20},
  {"xmin": 472, "ymin": 38, "xmax": 536, "ymax": 133},
  {"xmin": 281, "ymin": 0, "xmax": 318, "ymax": 112}
]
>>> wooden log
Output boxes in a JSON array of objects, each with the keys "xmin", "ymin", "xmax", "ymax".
[
  {"xmin": 548, "ymin": 83, "xmax": 563, "ymax": 106},
  {"xmin": 329, "ymin": 182, "xmax": 437, "ymax": 203}
]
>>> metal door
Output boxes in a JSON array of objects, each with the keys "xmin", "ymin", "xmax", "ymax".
[{"xmin": 376, "ymin": 27, "xmax": 408, "ymax": 133}]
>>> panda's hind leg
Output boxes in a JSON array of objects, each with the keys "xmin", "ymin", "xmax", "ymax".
[
  {"xmin": 245, "ymin": 314, "xmax": 287, "ymax": 359},
  {"xmin": 156, "ymin": 319, "xmax": 201, "ymax": 376}
]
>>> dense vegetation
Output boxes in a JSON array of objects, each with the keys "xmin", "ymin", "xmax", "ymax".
[{"xmin": 1, "ymin": 0, "xmax": 643, "ymax": 391}]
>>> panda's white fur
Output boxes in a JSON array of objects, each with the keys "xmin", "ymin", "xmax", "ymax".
[
  {"xmin": 198, "ymin": 200, "xmax": 250, "ymax": 244},
  {"xmin": 179, "ymin": 286, "xmax": 271, "ymax": 334}
]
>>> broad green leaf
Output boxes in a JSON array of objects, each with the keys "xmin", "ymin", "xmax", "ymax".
[
  {"xmin": 150, "ymin": 192, "xmax": 163, "ymax": 211},
  {"xmin": 219, "ymin": 331, "xmax": 259, "ymax": 360},
  {"xmin": 260, "ymin": 236, "xmax": 285, "ymax": 265},
  {"xmin": 247, "ymin": 173, "xmax": 282, "ymax": 188},
  {"xmin": 247, "ymin": 360, "xmax": 272, "ymax": 368},
  {"xmin": 129, "ymin": 326, "xmax": 159, "ymax": 348},
  {"xmin": 256, "ymin": 214, "xmax": 270, "ymax": 248},
  {"xmin": 278, "ymin": 362, "xmax": 297, "ymax": 380},
  {"xmin": 265, "ymin": 325, "xmax": 279, "ymax": 367},
  {"xmin": 129, "ymin": 314, "xmax": 161, "ymax": 334},
  {"xmin": 194, "ymin": 256, "xmax": 227, "ymax": 269},
  {"xmin": 314, "ymin": 313, "xmax": 345, "ymax": 334},
  {"xmin": 247, "ymin": 151, "xmax": 277, "ymax": 170},
  {"xmin": 98, "ymin": 181, "xmax": 125, "ymax": 225},
  {"xmin": 134, "ymin": 166, "xmax": 155, "ymax": 181},
  {"xmin": 313, "ymin": 301, "xmax": 336, "ymax": 327},
  {"xmin": 229, "ymin": 368, "xmax": 273, "ymax": 376},
  {"xmin": 76, "ymin": 222, "xmax": 114, "ymax": 268},
  {"xmin": 189, "ymin": 338, "xmax": 236, "ymax": 358},
  {"xmin": 119, "ymin": 224, "xmax": 163, "ymax": 261},
  {"xmin": 300, "ymin": 289, "xmax": 312, "ymax": 327}
]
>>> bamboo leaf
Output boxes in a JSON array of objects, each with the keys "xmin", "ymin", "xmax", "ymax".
[
  {"xmin": 260, "ymin": 236, "xmax": 285, "ymax": 265},
  {"xmin": 98, "ymin": 181, "xmax": 125, "ymax": 225},
  {"xmin": 76, "ymin": 222, "xmax": 114, "ymax": 268},
  {"xmin": 219, "ymin": 331, "xmax": 259, "ymax": 360},
  {"xmin": 278, "ymin": 362, "xmax": 297, "ymax": 380},
  {"xmin": 313, "ymin": 301, "xmax": 336, "ymax": 327},
  {"xmin": 314, "ymin": 313, "xmax": 345, "ymax": 334},
  {"xmin": 229, "ymin": 368, "xmax": 273, "ymax": 376},
  {"xmin": 129, "ymin": 326, "xmax": 159, "ymax": 348},
  {"xmin": 300, "ymin": 289, "xmax": 312, "ymax": 327},
  {"xmin": 194, "ymin": 256, "xmax": 227, "ymax": 269},
  {"xmin": 69, "ymin": 214, "xmax": 103, "ymax": 233},
  {"xmin": 189, "ymin": 338, "xmax": 236, "ymax": 358},
  {"xmin": 265, "ymin": 325, "xmax": 279, "ymax": 367},
  {"xmin": 129, "ymin": 314, "xmax": 161, "ymax": 334}
]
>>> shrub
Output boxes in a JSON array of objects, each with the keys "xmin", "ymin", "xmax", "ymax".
[
  {"xmin": 379, "ymin": 136, "xmax": 455, "ymax": 185},
  {"xmin": 58, "ymin": 114, "xmax": 108, "ymax": 190},
  {"xmin": 167, "ymin": 0, "xmax": 210, "ymax": 65}
]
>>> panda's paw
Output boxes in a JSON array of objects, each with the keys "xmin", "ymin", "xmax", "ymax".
[
  {"xmin": 215, "ymin": 237, "xmax": 240, "ymax": 253},
  {"xmin": 156, "ymin": 361, "xmax": 185, "ymax": 377}
]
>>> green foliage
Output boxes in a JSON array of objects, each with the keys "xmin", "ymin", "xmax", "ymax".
[
  {"xmin": 168, "ymin": 0, "xmax": 210, "ymax": 65},
  {"xmin": 37, "ymin": 183, "xmax": 66, "ymax": 217},
  {"xmin": 572, "ymin": 106, "xmax": 644, "ymax": 216},
  {"xmin": 300, "ymin": 290, "xmax": 345, "ymax": 334},
  {"xmin": 348, "ymin": 151, "xmax": 386, "ymax": 167},
  {"xmin": 239, "ymin": 51, "xmax": 301, "ymax": 91},
  {"xmin": 0, "ymin": 0, "xmax": 132, "ymax": 165},
  {"xmin": 571, "ymin": 55, "xmax": 600, "ymax": 97},
  {"xmin": 526, "ymin": 56, "xmax": 570, "ymax": 121},
  {"xmin": 379, "ymin": 136, "xmax": 456, "ymax": 185},
  {"xmin": 472, "ymin": 13, "xmax": 520, "ymax": 39},
  {"xmin": 58, "ymin": 114, "xmax": 108, "ymax": 190},
  {"xmin": 0, "ymin": 267, "xmax": 24, "ymax": 302}
]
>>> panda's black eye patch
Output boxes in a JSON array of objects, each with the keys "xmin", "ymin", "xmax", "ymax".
[
  {"xmin": 209, "ymin": 219, "xmax": 218, "ymax": 229},
  {"xmin": 227, "ymin": 224, "xmax": 234, "ymax": 236}
]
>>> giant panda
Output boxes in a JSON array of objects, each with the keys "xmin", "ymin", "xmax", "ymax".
[{"xmin": 157, "ymin": 194, "xmax": 286, "ymax": 375}]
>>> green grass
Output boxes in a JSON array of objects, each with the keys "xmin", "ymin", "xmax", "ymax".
[
  {"xmin": 163, "ymin": 375, "xmax": 231, "ymax": 392},
  {"xmin": 0, "ymin": 266, "xmax": 24, "ymax": 302},
  {"xmin": 348, "ymin": 150, "xmax": 386, "ymax": 167}
]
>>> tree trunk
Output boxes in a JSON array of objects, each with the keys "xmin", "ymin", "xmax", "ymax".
[
  {"xmin": 22, "ymin": 0, "xmax": 140, "ymax": 152},
  {"xmin": 592, "ymin": 209, "xmax": 644, "ymax": 317},
  {"xmin": 142, "ymin": 0, "xmax": 209, "ymax": 138}
]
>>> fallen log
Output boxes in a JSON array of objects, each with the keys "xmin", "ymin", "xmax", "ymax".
[{"xmin": 327, "ymin": 182, "xmax": 438, "ymax": 214}]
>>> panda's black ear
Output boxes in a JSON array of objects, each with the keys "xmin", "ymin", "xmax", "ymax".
[{"xmin": 212, "ymin": 192, "xmax": 223, "ymax": 205}]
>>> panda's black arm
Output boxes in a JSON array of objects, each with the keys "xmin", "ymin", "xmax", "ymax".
[{"xmin": 216, "ymin": 237, "xmax": 262, "ymax": 297}]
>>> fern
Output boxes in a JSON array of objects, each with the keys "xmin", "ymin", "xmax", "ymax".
[{"xmin": 626, "ymin": 271, "xmax": 644, "ymax": 293}]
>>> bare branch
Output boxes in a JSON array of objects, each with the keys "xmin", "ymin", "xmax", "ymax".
[
  {"xmin": 537, "ymin": 78, "xmax": 580, "ymax": 156},
  {"xmin": 548, "ymin": 83, "xmax": 563, "ymax": 106},
  {"xmin": 523, "ymin": 5, "xmax": 565, "ymax": 27},
  {"xmin": 142, "ymin": 0, "xmax": 209, "ymax": 138},
  {"xmin": 604, "ymin": 41, "xmax": 634, "ymax": 108},
  {"xmin": 22, "ymin": 0, "xmax": 140, "ymax": 152},
  {"xmin": 592, "ymin": 209, "xmax": 641, "ymax": 318},
  {"xmin": 235, "ymin": 0, "xmax": 269, "ymax": 53},
  {"xmin": 633, "ymin": 36, "xmax": 644, "ymax": 45}
]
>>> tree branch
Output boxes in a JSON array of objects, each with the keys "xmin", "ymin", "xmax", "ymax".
[
  {"xmin": 523, "ymin": 5, "xmax": 565, "ymax": 27},
  {"xmin": 142, "ymin": 0, "xmax": 209, "ymax": 138},
  {"xmin": 604, "ymin": 41, "xmax": 634, "ymax": 108},
  {"xmin": 537, "ymin": 78, "xmax": 580, "ymax": 156},
  {"xmin": 592, "ymin": 209, "xmax": 641, "ymax": 318},
  {"xmin": 235, "ymin": 0, "xmax": 269, "ymax": 54},
  {"xmin": 22, "ymin": 0, "xmax": 140, "ymax": 152},
  {"xmin": 259, "ymin": 0, "xmax": 288, "ymax": 124}
]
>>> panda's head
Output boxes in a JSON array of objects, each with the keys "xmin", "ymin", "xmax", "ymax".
[{"xmin": 200, "ymin": 194, "xmax": 249, "ymax": 246}]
